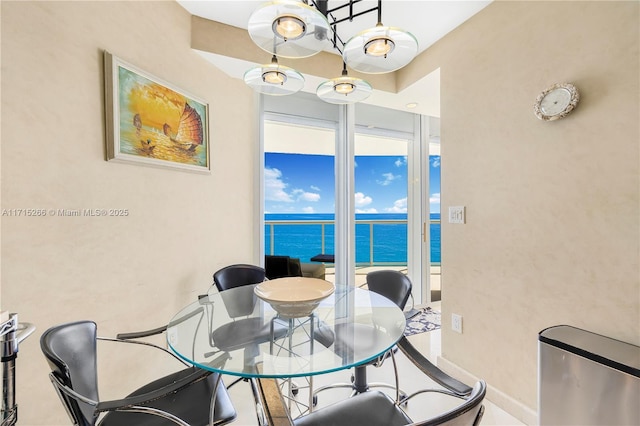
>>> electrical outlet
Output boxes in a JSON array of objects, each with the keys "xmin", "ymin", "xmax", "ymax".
[{"xmin": 451, "ymin": 313, "xmax": 463, "ymax": 333}]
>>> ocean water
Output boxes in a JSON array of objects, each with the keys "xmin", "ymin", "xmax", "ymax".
[{"xmin": 265, "ymin": 213, "xmax": 441, "ymax": 265}]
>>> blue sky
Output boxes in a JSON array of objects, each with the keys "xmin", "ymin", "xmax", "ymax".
[{"xmin": 264, "ymin": 153, "xmax": 441, "ymax": 214}]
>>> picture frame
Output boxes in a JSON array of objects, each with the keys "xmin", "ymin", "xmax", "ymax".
[{"xmin": 104, "ymin": 51, "xmax": 210, "ymax": 173}]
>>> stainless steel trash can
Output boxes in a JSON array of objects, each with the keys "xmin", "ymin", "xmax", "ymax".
[{"xmin": 538, "ymin": 325, "xmax": 640, "ymax": 425}]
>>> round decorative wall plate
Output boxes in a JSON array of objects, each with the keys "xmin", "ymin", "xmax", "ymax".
[{"xmin": 534, "ymin": 83, "xmax": 579, "ymax": 121}]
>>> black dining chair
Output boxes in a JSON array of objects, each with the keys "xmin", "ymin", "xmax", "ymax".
[
  {"xmin": 254, "ymin": 335, "xmax": 486, "ymax": 426},
  {"xmin": 213, "ymin": 263, "xmax": 334, "ymax": 348},
  {"xmin": 294, "ymin": 381, "xmax": 486, "ymax": 426},
  {"xmin": 288, "ymin": 335, "xmax": 486, "ymax": 426},
  {"xmin": 40, "ymin": 320, "xmax": 237, "ymax": 426},
  {"xmin": 213, "ymin": 263, "xmax": 266, "ymax": 291},
  {"xmin": 209, "ymin": 264, "xmax": 288, "ymax": 388},
  {"xmin": 212, "ymin": 263, "xmax": 333, "ymax": 405},
  {"xmin": 313, "ymin": 270, "xmax": 413, "ymax": 402}
]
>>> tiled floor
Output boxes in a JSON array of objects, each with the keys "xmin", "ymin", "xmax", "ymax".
[{"xmin": 224, "ymin": 291, "xmax": 525, "ymax": 425}]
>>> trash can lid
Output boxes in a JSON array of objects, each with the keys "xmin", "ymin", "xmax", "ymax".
[{"xmin": 539, "ymin": 325, "xmax": 640, "ymax": 377}]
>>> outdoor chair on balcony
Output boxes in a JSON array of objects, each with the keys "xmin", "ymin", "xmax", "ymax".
[
  {"xmin": 40, "ymin": 320, "xmax": 237, "ymax": 426},
  {"xmin": 265, "ymin": 255, "xmax": 326, "ymax": 281},
  {"xmin": 265, "ymin": 255, "xmax": 301, "ymax": 279}
]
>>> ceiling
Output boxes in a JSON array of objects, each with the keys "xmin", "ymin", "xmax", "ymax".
[{"xmin": 177, "ymin": 1, "xmax": 492, "ymax": 116}]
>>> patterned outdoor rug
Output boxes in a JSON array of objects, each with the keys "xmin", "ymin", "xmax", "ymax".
[{"xmin": 404, "ymin": 307, "xmax": 441, "ymax": 336}]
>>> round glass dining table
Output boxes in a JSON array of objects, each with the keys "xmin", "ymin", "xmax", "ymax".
[{"xmin": 166, "ymin": 284, "xmax": 406, "ymax": 379}]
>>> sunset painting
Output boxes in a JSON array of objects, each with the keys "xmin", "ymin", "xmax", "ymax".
[{"xmin": 105, "ymin": 52, "xmax": 209, "ymax": 172}]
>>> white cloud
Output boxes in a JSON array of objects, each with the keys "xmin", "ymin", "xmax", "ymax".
[
  {"xmin": 264, "ymin": 167, "xmax": 321, "ymax": 204},
  {"xmin": 302, "ymin": 206, "xmax": 315, "ymax": 213},
  {"xmin": 377, "ymin": 172, "xmax": 400, "ymax": 186},
  {"xmin": 310, "ymin": 185, "xmax": 321, "ymax": 192},
  {"xmin": 356, "ymin": 208, "xmax": 378, "ymax": 213},
  {"xmin": 385, "ymin": 198, "xmax": 407, "ymax": 213},
  {"xmin": 430, "ymin": 193, "xmax": 441, "ymax": 204},
  {"xmin": 264, "ymin": 167, "xmax": 293, "ymax": 202},
  {"xmin": 300, "ymin": 192, "xmax": 321, "ymax": 202},
  {"xmin": 292, "ymin": 189, "xmax": 320, "ymax": 202},
  {"xmin": 395, "ymin": 157, "xmax": 407, "ymax": 167},
  {"xmin": 431, "ymin": 157, "xmax": 441, "ymax": 168},
  {"xmin": 354, "ymin": 192, "xmax": 373, "ymax": 207}
]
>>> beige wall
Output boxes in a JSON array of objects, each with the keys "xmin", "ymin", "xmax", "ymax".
[
  {"xmin": 1, "ymin": 1, "xmax": 257, "ymax": 424},
  {"xmin": 2, "ymin": 1, "xmax": 639, "ymax": 425},
  {"xmin": 408, "ymin": 0, "xmax": 638, "ymax": 418}
]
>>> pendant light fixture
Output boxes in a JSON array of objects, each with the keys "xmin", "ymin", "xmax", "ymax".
[
  {"xmin": 316, "ymin": 63, "xmax": 372, "ymax": 104},
  {"xmin": 244, "ymin": 55, "xmax": 305, "ymax": 96},
  {"xmin": 248, "ymin": 0, "xmax": 331, "ymax": 59},
  {"xmin": 244, "ymin": 1, "xmax": 418, "ymax": 102},
  {"xmin": 342, "ymin": 1, "xmax": 418, "ymax": 74}
]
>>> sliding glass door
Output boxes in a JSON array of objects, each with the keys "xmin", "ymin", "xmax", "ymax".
[
  {"xmin": 259, "ymin": 92, "xmax": 437, "ymax": 304},
  {"xmin": 353, "ymin": 132, "xmax": 409, "ymax": 273},
  {"xmin": 263, "ymin": 118, "xmax": 336, "ymax": 265}
]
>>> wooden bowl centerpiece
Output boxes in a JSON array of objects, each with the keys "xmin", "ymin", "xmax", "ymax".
[{"xmin": 254, "ymin": 277, "xmax": 335, "ymax": 318}]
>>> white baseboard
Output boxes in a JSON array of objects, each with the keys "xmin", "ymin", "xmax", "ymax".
[{"xmin": 437, "ymin": 356, "xmax": 538, "ymax": 426}]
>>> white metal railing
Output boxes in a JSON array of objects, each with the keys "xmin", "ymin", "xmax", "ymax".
[{"xmin": 265, "ymin": 218, "xmax": 441, "ymax": 266}]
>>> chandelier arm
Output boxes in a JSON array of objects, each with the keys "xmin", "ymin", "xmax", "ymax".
[
  {"xmin": 324, "ymin": 0, "xmax": 366, "ymax": 16},
  {"xmin": 330, "ymin": 21, "xmax": 345, "ymax": 55},
  {"xmin": 312, "ymin": 0, "xmax": 328, "ymax": 15},
  {"xmin": 312, "ymin": 0, "xmax": 382, "ymax": 56},
  {"xmin": 329, "ymin": 7, "xmax": 378, "ymax": 26}
]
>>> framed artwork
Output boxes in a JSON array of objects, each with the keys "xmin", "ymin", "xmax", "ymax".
[{"xmin": 104, "ymin": 51, "xmax": 210, "ymax": 173}]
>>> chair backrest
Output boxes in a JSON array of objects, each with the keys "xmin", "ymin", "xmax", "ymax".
[
  {"xmin": 415, "ymin": 380, "xmax": 486, "ymax": 426},
  {"xmin": 265, "ymin": 255, "xmax": 304, "ymax": 280},
  {"xmin": 287, "ymin": 257, "xmax": 303, "ymax": 277},
  {"xmin": 40, "ymin": 320, "xmax": 100, "ymax": 426},
  {"xmin": 264, "ymin": 255, "xmax": 291, "ymax": 279},
  {"xmin": 365, "ymin": 270, "xmax": 412, "ymax": 310},
  {"xmin": 213, "ymin": 264, "xmax": 266, "ymax": 292}
]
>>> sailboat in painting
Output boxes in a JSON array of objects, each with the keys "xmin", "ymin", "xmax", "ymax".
[{"xmin": 170, "ymin": 103, "xmax": 203, "ymax": 151}]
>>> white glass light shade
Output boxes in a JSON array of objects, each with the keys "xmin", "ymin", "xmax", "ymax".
[
  {"xmin": 334, "ymin": 80, "xmax": 355, "ymax": 95},
  {"xmin": 316, "ymin": 76, "xmax": 372, "ymax": 104},
  {"xmin": 244, "ymin": 62, "xmax": 305, "ymax": 96},
  {"xmin": 364, "ymin": 36, "xmax": 395, "ymax": 57},
  {"xmin": 262, "ymin": 69, "xmax": 287, "ymax": 85},
  {"xmin": 272, "ymin": 15, "xmax": 305, "ymax": 40},
  {"xmin": 248, "ymin": 0, "xmax": 331, "ymax": 58},
  {"xmin": 343, "ymin": 26, "xmax": 418, "ymax": 74}
]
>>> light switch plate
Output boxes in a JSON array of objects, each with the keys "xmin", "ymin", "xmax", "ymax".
[{"xmin": 448, "ymin": 206, "xmax": 465, "ymax": 224}]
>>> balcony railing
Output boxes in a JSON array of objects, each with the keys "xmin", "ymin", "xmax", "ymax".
[{"xmin": 265, "ymin": 218, "xmax": 441, "ymax": 266}]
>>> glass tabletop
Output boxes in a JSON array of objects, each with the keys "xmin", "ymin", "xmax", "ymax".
[{"xmin": 166, "ymin": 284, "xmax": 406, "ymax": 379}]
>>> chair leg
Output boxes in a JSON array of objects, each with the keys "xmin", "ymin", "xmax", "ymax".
[
  {"xmin": 365, "ymin": 346, "xmax": 409, "ymax": 405},
  {"xmin": 312, "ymin": 362, "xmax": 408, "ymax": 407},
  {"xmin": 226, "ymin": 376, "xmax": 247, "ymax": 389},
  {"xmin": 312, "ymin": 382, "xmax": 357, "ymax": 398}
]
